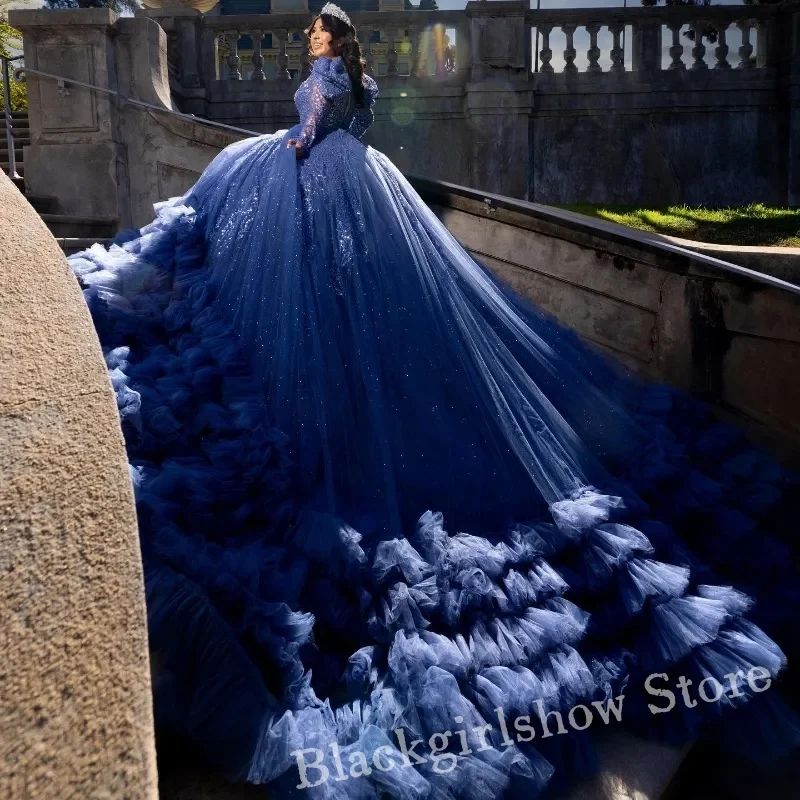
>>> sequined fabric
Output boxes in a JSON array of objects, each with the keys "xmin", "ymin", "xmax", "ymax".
[{"xmin": 294, "ymin": 55, "xmax": 378, "ymax": 156}]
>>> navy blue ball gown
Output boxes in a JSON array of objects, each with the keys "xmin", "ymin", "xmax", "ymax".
[{"xmin": 68, "ymin": 54, "xmax": 800, "ymax": 798}]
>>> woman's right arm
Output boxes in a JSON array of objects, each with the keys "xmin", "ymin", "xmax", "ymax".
[{"xmin": 288, "ymin": 79, "xmax": 330, "ymax": 159}]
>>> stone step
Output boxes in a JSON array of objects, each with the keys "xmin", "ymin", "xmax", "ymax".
[
  {"xmin": 25, "ymin": 194, "xmax": 57, "ymax": 214},
  {"xmin": 1, "ymin": 162, "xmax": 24, "ymax": 175},
  {"xmin": 54, "ymin": 237, "xmax": 113, "ymax": 255},
  {"xmin": 0, "ymin": 147, "xmax": 25, "ymax": 161},
  {"xmin": 40, "ymin": 213, "xmax": 117, "ymax": 239}
]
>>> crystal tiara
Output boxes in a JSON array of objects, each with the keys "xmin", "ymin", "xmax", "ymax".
[{"xmin": 319, "ymin": 3, "xmax": 353, "ymax": 29}]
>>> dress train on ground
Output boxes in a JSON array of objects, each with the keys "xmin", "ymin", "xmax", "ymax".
[{"xmin": 66, "ymin": 53, "xmax": 800, "ymax": 800}]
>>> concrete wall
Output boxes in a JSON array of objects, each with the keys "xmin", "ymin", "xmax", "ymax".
[
  {"xmin": 409, "ymin": 174, "xmax": 800, "ymax": 462},
  {"xmin": 9, "ymin": 9, "xmax": 243, "ymax": 228},
  {"xmin": 0, "ymin": 171, "xmax": 158, "ymax": 799},
  {"xmin": 530, "ymin": 76, "xmax": 787, "ymax": 207}
]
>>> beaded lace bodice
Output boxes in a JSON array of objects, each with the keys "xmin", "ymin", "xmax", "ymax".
[{"xmin": 293, "ymin": 56, "xmax": 379, "ymax": 155}]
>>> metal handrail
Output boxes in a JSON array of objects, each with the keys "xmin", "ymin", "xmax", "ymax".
[
  {"xmin": 4, "ymin": 63, "xmax": 263, "ymax": 181},
  {"xmin": 2, "ymin": 55, "xmax": 25, "ymax": 181}
]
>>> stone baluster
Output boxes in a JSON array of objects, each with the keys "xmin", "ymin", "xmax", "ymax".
[
  {"xmin": 387, "ymin": 26, "xmax": 398, "ymax": 75},
  {"xmin": 756, "ymin": 14, "xmax": 778, "ymax": 70},
  {"xmin": 737, "ymin": 18, "xmax": 755, "ymax": 70},
  {"xmin": 362, "ymin": 27, "xmax": 376, "ymax": 76},
  {"xmin": 225, "ymin": 31, "xmax": 242, "ymax": 80},
  {"xmin": 455, "ymin": 20, "xmax": 471, "ymax": 75},
  {"xmin": 275, "ymin": 28, "xmax": 290, "ymax": 80},
  {"xmin": 249, "ymin": 29, "xmax": 265, "ymax": 80},
  {"xmin": 667, "ymin": 22, "xmax": 685, "ymax": 70},
  {"xmin": 632, "ymin": 17, "xmax": 662, "ymax": 73},
  {"xmin": 690, "ymin": 19, "xmax": 708, "ymax": 70},
  {"xmin": 562, "ymin": 23, "xmax": 578, "ymax": 74},
  {"xmin": 300, "ymin": 32, "xmax": 311, "ymax": 79},
  {"xmin": 714, "ymin": 22, "xmax": 730, "ymax": 70},
  {"xmin": 586, "ymin": 22, "xmax": 602, "ymax": 74},
  {"xmin": 538, "ymin": 23, "xmax": 553, "ymax": 74},
  {"xmin": 201, "ymin": 24, "xmax": 219, "ymax": 84},
  {"xmin": 433, "ymin": 23, "xmax": 448, "ymax": 76},
  {"xmin": 609, "ymin": 21, "xmax": 625, "ymax": 72},
  {"xmin": 177, "ymin": 15, "xmax": 201, "ymax": 89}
]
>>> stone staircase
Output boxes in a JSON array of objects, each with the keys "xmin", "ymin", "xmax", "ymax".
[{"xmin": 3, "ymin": 110, "xmax": 117, "ymax": 254}]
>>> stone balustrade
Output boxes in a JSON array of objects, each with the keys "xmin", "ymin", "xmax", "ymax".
[
  {"xmin": 199, "ymin": 11, "xmax": 470, "ymax": 82},
  {"xmin": 526, "ymin": 5, "xmax": 776, "ymax": 74},
  {"xmin": 156, "ymin": 2, "xmax": 781, "ymax": 97}
]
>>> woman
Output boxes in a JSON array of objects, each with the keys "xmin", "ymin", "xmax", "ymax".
[{"xmin": 69, "ymin": 4, "xmax": 800, "ymax": 798}]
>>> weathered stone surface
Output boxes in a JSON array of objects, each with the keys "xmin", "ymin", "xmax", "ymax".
[
  {"xmin": 24, "ymin": 142, "xmax": 129, "ymax": 219},
  {"xmin": 420, "ymin": 179, "xmax": 800, "ymax": 460},
  {"xmin": 0, "ymin": 170, "xmax": 158, "ymax": 800}
]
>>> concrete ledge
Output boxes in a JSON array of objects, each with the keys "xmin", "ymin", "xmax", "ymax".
[
  {"xmin": 0, "ymin": 171, "xmax": 158, "ymax": 799},
  {"xmin": 658, "ymin": 234, "xmax": 800, "ymax": 287},
  {"xmin": 409, "ymin": 173, "xmax": 800, "ymax": 463}
]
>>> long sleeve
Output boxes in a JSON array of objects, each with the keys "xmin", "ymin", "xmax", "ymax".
[
  {"xmin": 348, "ymin": 74, "xmax": 379, "ymax": 141},
  {"xmin": 348, "ymin": 106, "xmax": 374, "ymax": 140},
  {"xmin": 297, "ymin": 79, "xmax": 330, "ymax": 158}
]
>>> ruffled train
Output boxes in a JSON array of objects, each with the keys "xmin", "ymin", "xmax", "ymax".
[{"xmin": 67, "ymin": 127, "xmax": 800, "ymax": 799}]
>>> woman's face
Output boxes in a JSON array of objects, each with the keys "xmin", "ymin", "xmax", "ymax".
[{"xmin": 309, "ymin": 18, "xmax": 337, "ymax": 59}]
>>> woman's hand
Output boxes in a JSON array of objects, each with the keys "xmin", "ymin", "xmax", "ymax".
[{"xmin": 287, "ymin": 139, "xmax": 304, "ymax": 159}]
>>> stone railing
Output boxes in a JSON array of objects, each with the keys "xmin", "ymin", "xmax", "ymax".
[
  {"xmin": 156, "ymin": 2, "xmax": 783, "ymax": 99},
  {"xmin": 410, "ymin": 172, "xmax": 800, "ymax": 459},
  {"xmin": 526, "ymin": 4, "xmax": 778, "ymax": 75},
  {"xmin": 147, "ymin": 7, "xmax": 470, "ymax": 104},
  {"xmin": 208, "ymin": 10, "xmax": 470, "ymax": 81}
]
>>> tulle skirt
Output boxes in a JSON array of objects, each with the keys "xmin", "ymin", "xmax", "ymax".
[{"xmin": 67, "ymin": 123, "xmax": 800, "ymax": 799}]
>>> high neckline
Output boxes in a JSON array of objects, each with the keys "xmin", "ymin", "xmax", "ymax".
[{"xmin": 313, "ymin": 55, "xmax": 343, "ymax": 66}]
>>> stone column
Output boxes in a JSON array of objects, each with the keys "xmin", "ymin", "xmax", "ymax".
[
  {"xmin": 464, "ymin": 1, "xmax": 532, "ymax": 199},
  {"xmin": 632, "ymin": 16, "xmax": 662, "ymax": 74},
  {"xmin": 8, "ymin": 8, "xmax": 131, "ymax": 225},
  {"xmin": 136, "ymin": 7, "xmax": 207, "ymax": 111},
  {"xmin": 177, "ymin": 11, "xmax": 203, "ymax": 90},
  {"xmin": 467, "ymin": 0, "xmax": 529, "ymax": 83},
  {"xmin": 789, "ymin": 5, "xmax": 800, "ymax": 208}
]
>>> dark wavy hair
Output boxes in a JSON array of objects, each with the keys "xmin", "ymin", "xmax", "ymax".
[{"xmin": 305, "ymin": 13, "xmax": 367, "ymax": 108}]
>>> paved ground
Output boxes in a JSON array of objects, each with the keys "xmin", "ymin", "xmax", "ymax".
[{"xmin": 663, "ymin": 741, "xmax": 800, "ymax": 800}]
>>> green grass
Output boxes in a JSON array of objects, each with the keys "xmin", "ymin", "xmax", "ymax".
[{"xmin": 554, "ymin": 203, "xmax": 800, "ymax": 248}]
